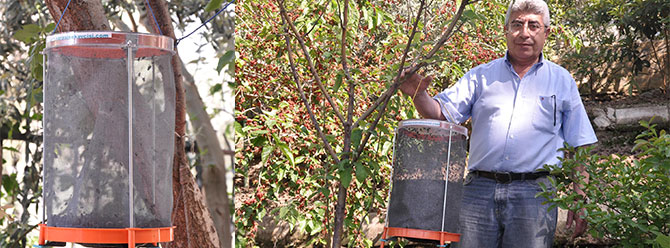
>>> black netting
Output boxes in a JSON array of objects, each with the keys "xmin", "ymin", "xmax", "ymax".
[
  {"xmin": 388, "ymin": 121, "xmax": 468, "ymax": 234},
  {"xmin": 44, "ymin": 36, "xmax": 175, "ymax": 229}
]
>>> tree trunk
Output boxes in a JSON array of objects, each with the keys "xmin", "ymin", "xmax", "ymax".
[
  {"xmin": 134, "ymin": 8, "xmax": 232, "ymax": 246},
  {"xmin": 332, "ymin": 182, "xmax": 347, "ymax": 248},
  {"xmin": 590, "ymin": 104, "xmax": 670, "ymax": 130},
  {"xmin": 45, "ymin": 0, "xmax": 220, "ymax": 247},
  {"xmin": 181, "ymin": 58, "xmax": 232, "ymax": 248},
  {"xmin": 46, "ymin": 0, "xmax": 111, "ymax": 32},
  {"xmin": 145, "ymin": 0, "xmax": 220, "ymax": 247}
]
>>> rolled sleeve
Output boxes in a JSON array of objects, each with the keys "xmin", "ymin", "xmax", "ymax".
[
  {"xmin": 433, "ymin": 73, "xmax": 477, "ymax": 124},
  {"xmin": 562, "ymin": 80, "xmax": 598, "ymax": 147}
]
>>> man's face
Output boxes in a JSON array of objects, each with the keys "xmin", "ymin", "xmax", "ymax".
[{"xmin": 504, "ymin": 11, "xmax": 548, "ymax": 64}]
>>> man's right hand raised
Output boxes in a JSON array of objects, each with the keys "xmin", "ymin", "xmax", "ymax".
[
  {"xmin": 398, "ymin": 70, "xmax": 433, "ymax": 99},
  {"xmin": 397, "ymin": 70, "xmax": 445, "ymax": 120}
]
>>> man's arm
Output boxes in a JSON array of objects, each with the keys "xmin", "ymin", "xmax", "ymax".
[{"xmin": 397, "ymin": 72, "xmax": 445, "ymax": 120}]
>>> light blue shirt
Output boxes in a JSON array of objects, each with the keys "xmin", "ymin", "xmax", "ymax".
[{"xmin": 434, "ymin": 53, "xmax": 597, "ymax": 173}]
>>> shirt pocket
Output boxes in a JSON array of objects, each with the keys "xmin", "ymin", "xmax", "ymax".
[{"xmin": 532, "ymin": 95, "xmax": 559, "ymax": 133}]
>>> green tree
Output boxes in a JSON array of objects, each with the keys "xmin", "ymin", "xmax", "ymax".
[{"xmin": 235, "ymin": 0, "xmax": 522, "ymax": 246}]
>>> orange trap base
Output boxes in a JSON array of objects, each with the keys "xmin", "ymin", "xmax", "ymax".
[
  {"xmin": 38, "ymin": 224, "xmax": 174, "ymax": 248},
  {"xmin": 379, "ymin": 227, "xmax": 460, "ymax": 248}
]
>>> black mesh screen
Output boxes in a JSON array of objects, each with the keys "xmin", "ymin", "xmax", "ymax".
[
  {"xmin": 44, "ymin": 42, "xmax": 175, "ymax": 228},
  {"xmin": 388, "ymin": 122, "xmax": 468, "ymax": 234}
]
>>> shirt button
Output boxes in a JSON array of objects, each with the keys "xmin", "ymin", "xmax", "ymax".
[
  {"xmin": 505, "ymin": 156, "xmax": 509, "ymax": 160},
  {"xmin": 510, "ymin": 135, "xmax": 514, "ymax": 139}
]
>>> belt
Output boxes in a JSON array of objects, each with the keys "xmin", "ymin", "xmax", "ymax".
[{"xmin": 471, "ymin": 170, "xmax": 550, "ymax": 183}]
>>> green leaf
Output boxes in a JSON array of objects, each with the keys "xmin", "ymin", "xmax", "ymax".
[
  {"xmin": 462, "ymin": 9, "xmax": 480, "ymax": 23},
  {"xmin": 13, "ymin": 24, "xmax": 41, "ymax": 44},
  {"xmin": 33, "ymin": 87, "xmax": 43, "ymax": 103},
  {"xmin": 2, "ymin": 174, "xmax": 19, "ymax": 197},
  {"xmin": 44, "ymin": 23, "xmax": 56, "ymax": 33},
  {"xmin": 31, "ymin": 113, "xmax": 43, "ymax": 121},
  {"xmin": 249, "ymin": 130, "xmax": 270, "ymax": 137},
  {"xmin": 204, "ymin": 0, "xmax": 225, "ymax": 12},
  {"xmin": 375, "ymin": 8, "xmax": 381, "ymax": 29},
  {"xmin": 210, "ymin": 83, "xmax": 223, "ymax": 95},
  {"xmin": 338, "ymin": 160, "xmax": 353, "ymax": 189},
  {"xmin": 334, "ymin": 73, "xmax": 343, "ymax": 92},
  {"xmin": 261, "ymin": 145, "xmax": 273, "ymax": 165},
  {"xmin": 309, "ymin": 218, "xmax": 322, "ymax": 235},
  {"xmin": 279, "ymin": 205, "xmax": 289, "ymax": 219},
  {"xmin": 216, "ymin": 50, "xmax": 235, "ymax": 74},
  {"xmin": 276, "ymin": 141, "xmax": 295, "ymax": 166},
  {"xmin": 652, "ymin": 231, "xmax": 670, "ymax": 248},
  {"xmin": 234, "ymin": 121, "xmax": 243, "ymax": 135},
  {"xmin": 297, "ymin": 217, "xmax": 307, "ymax": 231},
  {"xmin": 258, "ymin": 208, "xmax": 267, "ymax": 220},
  {"xmin": 355, "ymin": 161, "xmax": 368, "ymax": 183},
  {"xmin": 31, "ymin": 64, "xmax": 42, "ymax": 81},
  {"xmin": 351, "ymin": 128, "xmax": 362, "ymax": 149}
]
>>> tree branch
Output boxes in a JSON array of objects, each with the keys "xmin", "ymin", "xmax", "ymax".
[
  {"xmin": 353, "ymin": 0, "xmax": 426, "ymax": 159},
  {"xmin": 353, "ymin": 0, "xmax": 470, "ymax": 158},
  {"xmin": 144, "ymin": 0, "xmax": 220, "ymax": 247},
  {"xmin": 279, "ymin": 10, "xmax": 340, "ymax": 165},
  {"xmin": 342, "ymin": 0, "xmax": 354, "ymax": 149},
  {"xmin": 304, "ymin": 9, "xmax": 325, "ymax": 38},
  {"xmin": 352, "ymin": 0, "xmax": 470, "ymax": 132},
  {"xmin": 277, "ymin": 0, "xmax": 346, "ymax": 126},
  {"xmin": 331, "ymin": 0, "xmax": 355, "ymax": 247},
  {"xmin": 423, "ymin": 0, "xmax": 470, "ymax": 61}
]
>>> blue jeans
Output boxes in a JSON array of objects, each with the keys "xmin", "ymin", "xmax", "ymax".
[{"xmin": 456, "ymin": 173, "xmax": 557, "ymax": 248}]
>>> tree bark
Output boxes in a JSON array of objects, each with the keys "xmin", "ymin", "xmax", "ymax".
[
  {"xmin": 46, "ymin": 0, "xmax": 111, "ymax": 32},
  {"xmin": 181, "ymin": 58, "xmax": 232, "ymax": 248},
  {"xmin": 133, "ymin": 5, "xmax": 232, "ymax": 245},
  {"xmin": 144, "ymin": 0, "xmax": 220, "ymax": 247}
]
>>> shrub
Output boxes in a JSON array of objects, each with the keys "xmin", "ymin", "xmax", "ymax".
[{"xmin": 540, "ymin": 120, "xmax": 670, "ymax": 247}]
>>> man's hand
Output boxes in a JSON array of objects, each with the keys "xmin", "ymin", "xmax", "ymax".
[
  {"xmin": 398, "ymin": 70, "xmax": 433, "ymax": 99},
  {"xmin": 566, "ymin": 207, "xmax": 587, "ymax": 238},
  {"xmin": 396, "ymin": 69, "xmax": 444, "ymax": 120}
]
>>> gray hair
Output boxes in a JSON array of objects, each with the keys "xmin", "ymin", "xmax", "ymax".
[{"xmin": 505, "ymin": 0, "xmax": 551, "ymax": 27}]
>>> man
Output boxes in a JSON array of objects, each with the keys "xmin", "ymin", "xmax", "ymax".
[{"xmin": 398, "ymin": 0, "xmax": 597, "ymax": 247}]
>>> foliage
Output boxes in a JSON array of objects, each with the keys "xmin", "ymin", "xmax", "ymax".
[
  {"xmin": 540, "ymin": 120, "xmax": 670, "ymax": 247},
  {"xmin": 0, "ymin": 0, "xmax": 50, "ymax": 246},
  {"xmin": 551, "ymin": 0, "xmax": 670, "ymax": 96},
  {"xmin": 234, "ymin": 0, "xmax": 535, "ymax": 246}
]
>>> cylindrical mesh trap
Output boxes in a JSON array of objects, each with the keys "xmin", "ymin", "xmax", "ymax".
[
  {"xmin": 42, "ymin": 31, "xmax": 175, "ymax": 232},
  {"xmin": 384, "ymin": 119, "xmax": 468, "ymax": 243}
]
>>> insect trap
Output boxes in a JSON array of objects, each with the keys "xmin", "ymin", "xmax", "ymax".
[
  {"xmin": 380, "ymin": 119, "xmax": 468, "ymax": 247},
  {"xmin": 39, "ymin": 31, "xmax": 176, "ymax": 247}
]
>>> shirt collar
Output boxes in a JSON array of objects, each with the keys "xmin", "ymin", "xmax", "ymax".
[
  {"xmin": 504, "ymin": 51, "xmax": 545, "ymax": 68},
  {"xmin": 503, "ymin": 51, "xmax": 545, "ymax": 76}
]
